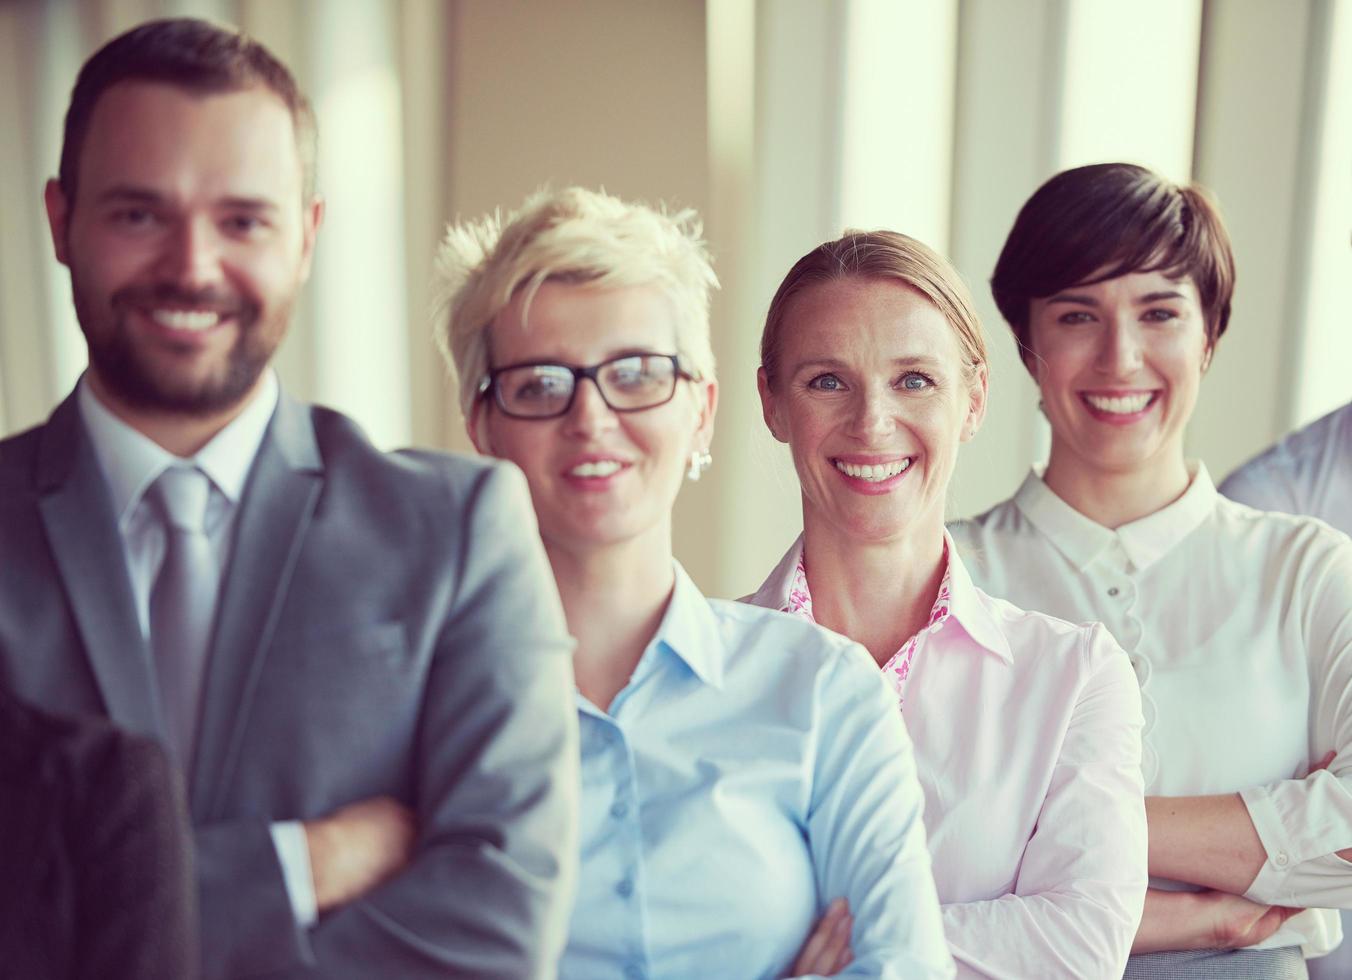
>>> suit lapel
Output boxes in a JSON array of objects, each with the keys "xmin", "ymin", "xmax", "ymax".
[
  {"xmin": 35, "ymin": 395, "xmax": 160, "ymax": 737},
  {"xmin": 190, "ymin": 394, "xmax": 323, "ymax": 819}
]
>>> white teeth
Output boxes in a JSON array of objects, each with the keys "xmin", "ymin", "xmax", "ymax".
[
  {"xmin": 834, "ymin": 459, "xmax": 911, "ymax": 482},
  {"xmin": 570, "ymin": 460, "xmax": 622, "ymax": 478},
  {"xmin": 151, "ymin": 309, "xmax": 221, "ymax": 332},
  {"xmin": 1085, "ymin": 393, "xmax": 1153, "ymax": 415}
]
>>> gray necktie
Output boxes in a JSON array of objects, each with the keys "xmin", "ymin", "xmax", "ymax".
[{"xmin": 148, "ymin": 465, "xmax": 219, "ymax": 771}]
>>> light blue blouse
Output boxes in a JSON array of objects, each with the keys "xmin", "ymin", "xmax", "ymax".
[{"xmin": 562, "ymin": 564, "xmax": 952, "ymax": 980}]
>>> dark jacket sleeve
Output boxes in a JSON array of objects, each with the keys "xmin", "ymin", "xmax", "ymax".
[{"xmin": 74, "ymin": 729, "xmax": 200, "ymax": 980}]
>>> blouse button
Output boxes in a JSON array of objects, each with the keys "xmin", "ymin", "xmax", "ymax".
[
  {"xmin": 616, "ymin": 877, "xmax": 634, "ymax": 898},
  {"xmin": 1274, "ymin": 852, "xmax": 1290, "ymax": 868},
  {"xmin": 610, "ymin": 801, "xmax": 629, "ymax": 820},
  {"xmin": 1108, "ymin": 586, "xmax": 1120, "ymax": 597}
]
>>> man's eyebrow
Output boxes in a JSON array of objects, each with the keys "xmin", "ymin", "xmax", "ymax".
[
  {"xmin": 93, "ymin": 186, "xmax": 165, "ymax": 205},
  {"xmin": 218, "ymin": 196, "xmax": 281, "ymax": 212},
  {"xmin": 90, "ymin": 188, "xmax": 282, "ymax": 212}
]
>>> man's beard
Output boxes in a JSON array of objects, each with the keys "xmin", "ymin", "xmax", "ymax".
[{"xmin": 75, "ymin": 281, "xmax": 286, "ymax": 417}]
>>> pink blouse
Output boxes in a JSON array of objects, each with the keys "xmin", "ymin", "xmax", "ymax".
[
  {"xmin": 746, "ymin": 532, "xmax": 1147, "ymax": 979},
  {"xmin": 780, "ymin": 547, "xmax": 952, "ymax": 706}
]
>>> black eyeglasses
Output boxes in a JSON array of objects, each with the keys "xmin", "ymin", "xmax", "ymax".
[{"xmin": 478, "ymin": 353, "xmax": 695, "ymax": 419}]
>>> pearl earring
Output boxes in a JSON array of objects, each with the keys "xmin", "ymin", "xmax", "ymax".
[{"xmin": 687, "ymin": 448, "xmax": 713, "ymax": 481}]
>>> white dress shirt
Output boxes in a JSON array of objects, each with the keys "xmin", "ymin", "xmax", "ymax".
[
  {"xmin": 1221, "ymin": 399, "xmax": 1352, "ymax": 532},
  {"xmin": 951, "ymin": 464, "xmax": 1352, "ymax": 958},
  {"xmin": 1221, "ymin": 400, "xmax": 1352, "ymax": 979},
  {"xmin": 566, "ymin": 562, "xmax": 954, "ymax": 980},
  {"xmin": 77, "ymin": 374, "xmax": 317, "ymax": 927},
  {"xmin": 747, "ymin": 535, "xmax": 1147, "ymax": 979}
]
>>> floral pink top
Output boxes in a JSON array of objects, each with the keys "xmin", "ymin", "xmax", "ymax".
[{"xmin": 780, "ymin": 547, "xmax": 953, "ymax": 707}]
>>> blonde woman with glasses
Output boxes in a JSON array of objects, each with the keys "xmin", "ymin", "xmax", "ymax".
[{"xmin": 435, "ymin": 187, "xmax": 952, "ymax": 980}]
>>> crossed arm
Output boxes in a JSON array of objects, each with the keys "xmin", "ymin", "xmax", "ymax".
[
  {"xmin": 194, "ymin": 464, "xmax": 580, "ymax": 979},
  {"xmin": 1135, "ymin": 533, "xmax": 1352, "ymax": 953}
]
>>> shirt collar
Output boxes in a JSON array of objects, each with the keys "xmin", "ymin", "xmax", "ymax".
[
  {"xmin": 1115, "ymin": 462, "xmax": 1217, "ymax": 570},
  {"xmin": 943, "ymin": 537, "xmax": 1013, "ymax": 663},
  {"xmin": 77, "ymin": 371, "xmax": 280, "ymax": 525},
  {"xmin": 650, "ymin": 561, "xmax": 726, "ymax": 689},
  {"xmin": 749, "ymin": 530, "xmax": 1013, "ymax": 664},
  {"xmin": 1012, "ymin": 462, "xmax": 1216, "ymax": 573}
]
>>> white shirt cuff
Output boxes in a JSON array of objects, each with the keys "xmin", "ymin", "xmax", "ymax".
[{"xmin": 270, "ymin": 820, "xmax": 319, "ymax": 928}]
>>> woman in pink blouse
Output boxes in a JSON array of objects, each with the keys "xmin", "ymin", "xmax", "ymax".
[{"xmin": 746, "ymin": 230, "xmax": 1148, "ymax": 978}]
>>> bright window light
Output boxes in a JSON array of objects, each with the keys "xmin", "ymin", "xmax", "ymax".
[
  {"xmin": 311, "ymin": 3, "xmax": 411, "ymax": 450},
  {"xmin": 1058, "ymin": 0, "xmax": 1203, "ymax": 181},
  {"xmin": 839, "ymin": 0, "xmax": 959, "ymax": 251},
  {"xmin": 1293, "ymin": 0, "xmax": 1352, "ymax": 425}
]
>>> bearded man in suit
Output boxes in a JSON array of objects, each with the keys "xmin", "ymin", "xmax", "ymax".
[{"xmin": 0, "ymin": 17, "xmax": 578, "ymax": 979}]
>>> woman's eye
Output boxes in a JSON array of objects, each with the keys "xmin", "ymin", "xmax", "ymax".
[
  {"xmin": 806, "ymin": 373, "xmax": 844, "ymax": 392},
  {"xmin": 898, "ymin": 372, "xmax": 933, "ymax": 391},
  {"xmin": 1142, "ymin": 308, "xmax": 1179, "ymax": 323},
  {"xmin": 514, "ymin": 375, "xmax": 570, "ymax": 401},
  {"xmin": 1057, "ymin": 311, "xmax": 1095, "ymax": 325}
]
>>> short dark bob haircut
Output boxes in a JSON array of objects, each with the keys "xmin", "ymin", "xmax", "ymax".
[
  {"xmin": 59, "ymin": 17, "xmax": 317, "ymax": 202},
  {"xmin": 991, "ymin": 162, "xmax": 1236, "ymax": 370}
]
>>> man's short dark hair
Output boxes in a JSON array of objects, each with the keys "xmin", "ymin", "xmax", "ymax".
[
  {"xmin": 991, "ymin": 162, "xmax": 1236, "ymax": 367},
  {"xmin": 59, "ymin": 17, "xmax": 317, "ymax": 202}
]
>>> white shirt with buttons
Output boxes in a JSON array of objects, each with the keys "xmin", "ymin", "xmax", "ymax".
[{"xmin": 950, "ymin": 463, "xmax": 1352, "ymax": 958}]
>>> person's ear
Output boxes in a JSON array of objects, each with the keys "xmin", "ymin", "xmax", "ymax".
[
  {"xmin": 466, "ymin": 397, "xmax": 492, "ymax": 455},
  {"xmin": 693, "ymin": 377, "xmax": 718, "ymax": 451},
  {"xmin": 44, "ymin": 179, "xmax": 72, "ymax": 267},
  {"xmin": 297, "ymin": 195, "xmax": 326, "ymax": 283},
  {"xmin": 961, "ymin": 363, "xmax": 989, "ymax": 443},
  {"xmin": 757, "ymin": 367, "xmax": 788, "ymax": 444}
]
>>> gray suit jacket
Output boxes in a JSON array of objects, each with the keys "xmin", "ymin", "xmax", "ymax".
[{"xmin": 0, "ymin": 390, "xmax": 579, "ymax": 979}]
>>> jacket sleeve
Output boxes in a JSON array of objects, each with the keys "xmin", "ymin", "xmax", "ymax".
[
  {"xmin": 77, "ymin": 731, "xmax": 200, "ymax": 980},
  {"xmin": 195, "ymin": 461, "xmax": 579, "ymax": 979}
]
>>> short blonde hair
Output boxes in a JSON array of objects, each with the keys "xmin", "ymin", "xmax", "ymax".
[
  {"xmin": 761, "ymin": 230, "xmax": 987, "ymax": 390},
  {"xmin": 434, "ymin": 186, "xmax": 719, "ymax": 418}
]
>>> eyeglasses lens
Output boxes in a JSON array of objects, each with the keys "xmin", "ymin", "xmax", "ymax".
[
  {"xmin": 599, "ymin": 356, "xmax": 678, "ymax": 410},
  {"xmin": 495, "ymin": 356, "xmax": 679, "ymax": 418},
  {"xmin": 497, "ymin": 365, "xmax": 575, "ymax": 417}
]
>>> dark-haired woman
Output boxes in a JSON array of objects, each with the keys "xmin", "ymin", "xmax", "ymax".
[{"xmin": 952, "ymin": 162, "xmax": 1352, "ymax": 977}]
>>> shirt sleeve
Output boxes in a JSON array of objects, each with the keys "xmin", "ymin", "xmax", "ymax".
[
  {"xmin": 1242, "ymin": 528, "xmax": 1352, "ymax": 907},
  {"xmin": 940, "ymin": 626, "xmax": 1148, "ymax": 979},
  {"xmin": 269, "ymin": 821, "xmax": 318, "ymax": 928},
  {"xmin": 799, "ymin": 644, "xmax": 955, "ymax": 980}
]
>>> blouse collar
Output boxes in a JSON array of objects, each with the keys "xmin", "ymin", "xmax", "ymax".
[
  {"xmin": 747, "ymin": 530, "xmax": 1012, "ymax": 664},
  {"xmin": 649, "ymin": 561, "xmax": 726, "ymax": 689},
  {"xmin": 1012, "ymin": 462, "xmax": 1217, "ymax": 574}
]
